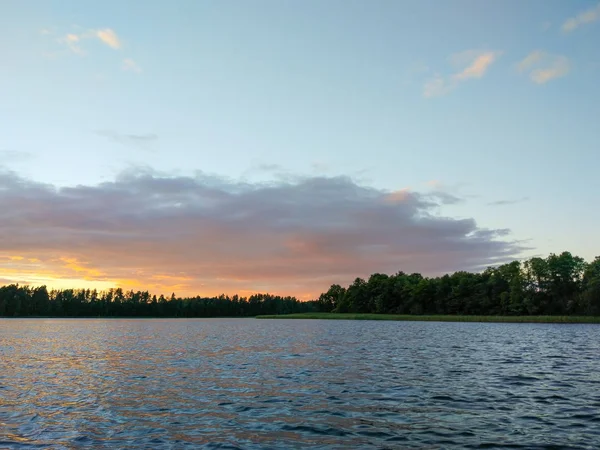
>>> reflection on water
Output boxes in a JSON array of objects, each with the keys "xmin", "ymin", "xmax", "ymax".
[{"xmin": 1, "ymin": 318, "xmax": 600, "ymax": 448}]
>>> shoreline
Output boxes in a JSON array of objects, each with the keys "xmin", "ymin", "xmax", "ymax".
[
  {"xmin": 2, "ymin": 314, "xmax": 599, "ymax": 323},
  {"xmin": 255, "ymin": 313, "xmax": 600, "ymax": 323},
  {"xmin": 0, "ymin": 316, "xmax": 254, "ymax": 320}
]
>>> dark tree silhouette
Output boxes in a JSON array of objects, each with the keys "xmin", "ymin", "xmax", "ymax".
[
  {"xmin": 0, "ymin": 287, "xmax": 317, "ymax": 317},
  {"xmin": 2, "ymin": 252, "xmax": 599, "ymax": 318},
  {"xmin": 314, "ymin": 252, "xmax": 600, "ymax": 316}
]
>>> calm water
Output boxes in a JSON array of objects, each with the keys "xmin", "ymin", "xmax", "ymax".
[{"xmin": 1, "ymin": 319, "xmax": 599, "ymax": 449}]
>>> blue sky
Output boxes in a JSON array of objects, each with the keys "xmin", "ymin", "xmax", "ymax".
[{"xmin": 1, "ymin": 0, "xmax": 599, "ymax": 295}]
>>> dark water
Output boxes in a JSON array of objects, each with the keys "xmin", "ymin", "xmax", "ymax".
[{"xmin": 1, "ymin": 319, "xmax": 600, "ymax": 449}]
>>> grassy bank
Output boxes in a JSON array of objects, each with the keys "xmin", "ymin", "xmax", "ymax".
[{"xmin": 255, "ymin": 312, "xmax": 600, "ymax": 323}]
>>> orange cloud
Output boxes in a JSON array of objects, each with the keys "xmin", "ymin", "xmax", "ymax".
[
  {"xmin": 453, "ymin": 51, "xmax": 500, "ymax": 81},
  {"xmin": 56, "ymin": 27, "xmax": 123, "ymax": 56},
  {"xmin": 424, "ymin": 50, "xmax": 501, "ymax": 98},
  {"xmin": 562, "ymin": 2, "xmax": 600, "ymax": 32},
  {"xmin": 96, "ymin": 29, "xmax": 121, "ymax": 49},
  {"xmin": 59, "ymin": 257, "xmax": 104, "ymax": 279},
  {"xmin": 517, "ymin": 51, "xmax": 570, "ymax": 84},
  {"xmin": 0, "ymin": 254, "xmax": 115, "ymax": 291},
  {"xmin": 383, "ymin": 188, "xmax": 411, "ymax": 204}
]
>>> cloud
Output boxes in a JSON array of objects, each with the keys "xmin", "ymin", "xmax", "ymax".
[
  {"xmin": 487, "ymin": 197, "xmax": 529, "ymax": 206},
  {"xmin": 429, "ymin": 191, "xmax": 463, "ymax": 205},
  {"xmin": 453, "ymin": 51, "xmax": 500, "ymax": 80},
  {"xmin": 254, "ymin": 163, "xmax": 285, "ymax": 173},
  {"xmin": 56, "ymin": 28, "xmax": 122, "ymax": 55},
  {"xmin": 240, "ymin": 163, "xmax": 304, "ymax": 184},
  {"xmin": 423, "ymin": 50, "xmax": 501, "ymax": 98},
  {"xmin": 562, "ymin": 2, "xmax": 600, "ymax": 32},
  {"xmin": 95, "ymin": 29, "xmax": 121, "ymax": 49},
  {"xmin": 96, "ymin": 130, "xmax": 158, "ymax": 149},
  {"xmin": 59, "ymin": 33, "xmax": 86, "ymax": 55},
  {"xmin": 122, "ymin": 58, "xmax": 142, "ymax": 73},
  {"xmin": 0, "ymin": 168, "xmax": 527, "ymax": 298},
  {"xmin": 423, "ymin": 74, "xmax": 453, "ymax": 98},
  {"xmin": 517, "ymin": 51, "xmax": 544, "ymax": 71},
  {"xmin": 517, "ymin": 51, "xmax": 570, "ymax": 84},
  {"xmin": 426, "ymin": 180, "xmax": 442, "ymax": 189}
]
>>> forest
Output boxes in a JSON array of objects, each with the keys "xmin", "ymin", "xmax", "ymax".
[
  {"xmin": 1, "ymin": 252, "xmax": 599, "ymax": 317},
  {"xmin": 316, "ymin": 252, "xmax": 600, "ymax": 316},
  {"xmin": 0, "ymin": 288, "xmax": 314, "ymax": 317}
]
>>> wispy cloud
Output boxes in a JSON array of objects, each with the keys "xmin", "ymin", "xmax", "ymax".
[
  {"xmin": 240, "ymin": 163, "xmax": 286, "ymax": 180},
  {"xmin": 487, "ymin": 197, "xmax": 529, "ymax": 206},
  {"xmin": 423, "ymin": 180, "xmax": 470, "ymax": 204},
  {"xmin": 517, "ymin": 51, "xmax": 544, "ymax": 71},
  {"xmin": 254, "ymin": 163, "xmax": 285, "ymax": 173},
  {"xmin": 96, "ymin": 130, "xmax": 158, "ymax": 150},
  {"xmin": 62, "ymin": 33, "xmax": 85, "ymax": 55},
  {"xmin": 517, "ymin": 51, "xmax": 570, "ymax": 84},
  {"xmin": 426, "ymin": 180, "xmax": 442, "ymax": 189},
  {"xmin": 423, "ymin": 75, "xmax": 453, "ymax": 98},
  {"xmin": 453, "ymin": 51, "xmax": 499, "ymax": 80},
  {"xmin": 562, "ymin": 2, "xmax": 600, "ymax": 32},
  {"xmin": 95, "ymin": 29, "xmax": 121, "ymax": 49},
  {"xmin": 122, "ymin": 58, "xmax": 142, "ymax": 73},
  {"xmin": 56, "ymin": 28, "xmax": 122, "ymax": 55},
  {"xmin": 240, "ymin": 163, "xmax": 307, "ymax": 185},
  {"xmin": 0, "ymin": 168, "xmax": 526, "ymax": 298},
  {"xmin": 423, "ymin": 50, "xmax": 502, "ymax": 98}
]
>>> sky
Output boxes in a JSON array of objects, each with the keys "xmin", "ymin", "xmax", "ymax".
[{"xmin": 1, "ymin": 0, "xmax": 599, "ymax": 299}]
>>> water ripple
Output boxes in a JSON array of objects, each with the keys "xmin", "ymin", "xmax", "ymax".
[{"xmin": 1, "ymin": 319, "xmax": 600, "ymax": 448}]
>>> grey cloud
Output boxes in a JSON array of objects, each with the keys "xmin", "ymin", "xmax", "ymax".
[
  {"xmin": 0, "ymin": 168, "xmax": 528, "ymax": 296},
  {"xmin": 95, "ymin": 130, "xmax": 158, "ymax": 149},
  {"xmin": 240, "ymin": 163, "xmax": 286, "ymax": 180},
  {"xmin": 428, "ymin": 191, "xmax": 463, "ymax": 205},
  {"xmin": 487, "ymin": 197, "xmax": 529, "ymax": 206},
  {"xmin": 255, "ymin": 163, "xmax": 285, "ymax": 173}
]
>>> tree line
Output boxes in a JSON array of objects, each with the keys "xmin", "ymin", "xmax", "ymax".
[
  {"xmin": 1, "ymin": 251, "xmax": 599, "ymax": 318},
  {"xmin": 316, "ymin": 252, "xmax": 600, "ymax": 316},
  {"xmin": 0, "ymin": 287, "xmax": 317, "ymax": 317}
]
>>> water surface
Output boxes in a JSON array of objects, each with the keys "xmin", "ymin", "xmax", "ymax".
[{"xmin": 1, "ymin": 318, "xmax": 599, "ymax": 448}]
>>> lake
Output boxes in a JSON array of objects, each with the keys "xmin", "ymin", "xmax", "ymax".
[{"xmin": 1, "ymin": 319, "xmax": 599, "ymax": 449}]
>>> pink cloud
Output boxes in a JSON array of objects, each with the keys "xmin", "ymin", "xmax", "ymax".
[{"xmin": 424, "ymin": 50, "xmax": 502, "ymax": 98}]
